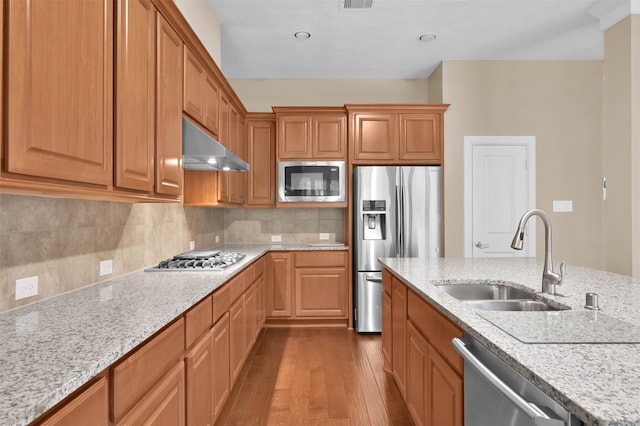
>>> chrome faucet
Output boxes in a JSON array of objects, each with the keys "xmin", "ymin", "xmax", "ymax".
[{"xmin": 511, "ymin": 209, "xmax": 566, "ymax": 295}]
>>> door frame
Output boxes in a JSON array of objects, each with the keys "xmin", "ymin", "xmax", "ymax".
[{"xmin": 463, "ymin": 136, "xmax": 536, "ymax": 258}]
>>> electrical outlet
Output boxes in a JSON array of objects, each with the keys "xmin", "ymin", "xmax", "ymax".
[
  {"xmin": 215, "ymin": 235, "xmax": 220, "ymax": 244},
  {"xmin": 189, "ymin": 240, "xmax": 196, "ymax": 250},
  {"xmin": 271, "ymin": 234, "xmax": 282, "ymax": 243},
  {"xmin": 319, "ymin": 233, "xmax": 330, "ymax": 240},
  {"xmin": 15, "ymin": 276, "xmax": 38, "ymax": 300},
  {"xmin": 99, "ymin": 259, "xmax": 113, "ymax": 276},
  {"xmin": 553, "ymin": 200, "xmax": 573, "ymax": 212}
]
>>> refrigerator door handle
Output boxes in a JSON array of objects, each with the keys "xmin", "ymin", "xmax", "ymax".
[
  {"xmin": 365, "ymin": 275, "xmax": 383, "ymax": 283},
  {"xmin": 401, "ymin": 184, "xmax": 407, "ymax": 257},
  {"xmin": 395, "ymin": 185, "xmax": 402, "ymax": 257}
]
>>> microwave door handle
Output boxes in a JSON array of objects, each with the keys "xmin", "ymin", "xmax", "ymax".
[{"xmin": 452, "ymin": 339, "xmax": 564, "ymax": 426}]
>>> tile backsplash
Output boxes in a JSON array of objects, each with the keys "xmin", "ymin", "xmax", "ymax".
[{"xmin": 0, "ymin": 195, "xmax": 346, "ymax": 312}]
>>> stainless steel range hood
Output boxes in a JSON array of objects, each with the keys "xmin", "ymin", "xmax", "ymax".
[{"xmin": 182, "ymin": 117, "xmax": 249, "ymax": 172}]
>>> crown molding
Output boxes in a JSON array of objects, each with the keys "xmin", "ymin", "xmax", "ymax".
[{"xmin": 588, "ymin": 0, "xmax": 640, "ymax": 31}]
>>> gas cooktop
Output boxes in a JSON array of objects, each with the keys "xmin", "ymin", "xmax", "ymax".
[{"xmin": 145, "ymin": 249, "xmax": 245, "ymax": 272}]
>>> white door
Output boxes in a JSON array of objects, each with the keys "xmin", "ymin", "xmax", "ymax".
[{"xmin": 464, "ymin": 137, "xmax": 535, "ymax": 258}]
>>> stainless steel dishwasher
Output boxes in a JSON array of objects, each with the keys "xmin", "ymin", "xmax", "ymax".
[{"xmin": 452, "ymin": 335, "xmax": 583, "ymax": 426}]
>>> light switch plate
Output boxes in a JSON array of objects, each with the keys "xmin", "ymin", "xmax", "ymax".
[
  {"xmin": 189, "ymin": 240, "xmax": 196, "ymax": 250},
  {"xmin": 215, "ymin": 235, "xmax": 220, "ymax": 243},
  {"xmin": 319, "ymin": 233, "xmax": 330, "ymax": 240},
  {"xmin": 271, "ymin": 234, "xmax": 282, "ymax": 243},
  {"xmin": 15, "ymin": 276, "xmax": 38, "ymax": 300},
  {"xmin": 553, "ymin": 200, "xmax": 573, "ymax": 212},
  {"xmin": 99, "ymin": 259, "xmax": 113, "ymax": 276}
]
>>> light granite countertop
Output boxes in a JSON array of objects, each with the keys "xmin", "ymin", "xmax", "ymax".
[
  {"xmin": 0, "ymin": 243, "xmax": 346, "ymax": 425},
  {"xmin": 379, "ymin": 257, "xmax": 640, "ymax": 426}
]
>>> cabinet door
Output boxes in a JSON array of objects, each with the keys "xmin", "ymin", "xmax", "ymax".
[
  {"xmin": 406, "ymin": 322, "xmax": 429, "ymax": 426},
  {"xmin": 382, "ymin": 290, "xmax": 392, "ymax": 372},
  {"xmin": 185, "ymin": 331, "xmax": 212, "ymax": 426},
  {"xmin": 155, "ymin": 15, "xmax": 183, "ymax": 197},
  {"xmin": 392, "ymin": 276, "xmax": 407, "ymax": 398},
  {"xmin": 399, "ymin": 113, "xmax": 442, "ymax": 162},
  {"xmin": 203, "ymin": 74, "xmax": 219, "ymax": 136},
  {"xmin": 277, "ymin": 115, "xmax": 311, "ymax": 159},
  {"xmin": 243, "ymin": 282, "xmax": 257, "ymax": 352},
  {"xmin": 312, "ymin": 114, "xmax": 346, "ymax": 159},
  {"xmin": 352, "ymin": 113, "xmax": 397, "ymax": 161},
  {"xmin": 39, "ymin": 377, "xmax": 108, "ymax": 426},
  {"xmin": 115, "ymin": 0, "xmax": 155, "ymax": 192},
  {"xmin": 6, "ymin": 0, "xmax": 113, "ymax": 185},
  {"xmin": 229, "ymin": 297, "xmax": 245, "ymax": 384},
  {"xmin": 265, "ymin": 253, "xmax": 293, "ymax": 318},
  {"xmin": 429, "ymin": 347, "xmax": 463, "ymax": 426},
  {"xmin": 212, "ymin": 313, "xmax": 230, "ymax": 420},
  {"xmin": 294, "ymin": 267, "xmax": 346, "ymax": 318},
  {"xmin": 183, "ymin": 47, "xmax": 205, "ymax": 123},
  {"xmin": 116, "ymin": 362, "xmax": 185, "ymax": 426},
  {"xmin": 246, "ymin": 119, "xmax": 275, "ymax": 206}
]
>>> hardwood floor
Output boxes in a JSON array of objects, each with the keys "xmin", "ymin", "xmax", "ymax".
[{"xmin": 216, "ymin": 328, "xmax": 414, "ymax": 426}]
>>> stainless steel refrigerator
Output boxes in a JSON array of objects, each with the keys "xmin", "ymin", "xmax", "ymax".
[{"xmin": 353, "ymin": 166, "xmax": 442, "ymax": 333}]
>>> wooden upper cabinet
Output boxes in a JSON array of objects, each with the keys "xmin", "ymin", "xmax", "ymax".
[
  {"xmin": 246, "ymin": 115, "xmax": 276, "ymax": 207},
  {"xmin": 204, "ymin": 74, "xmax": 220, "ymax": 136},
  {"xmin": 183, "ymin": 47, "xmax": 205, "ymax": 124},
  {"xmin": 155, "ymin": 14, "xmax": 183, "ymax": 197},
  {"xmin": 6, "ymin": 0, "xmax": 113, "ymax": 185},
  {"xmin": 399, "ymin": 113, "xmax": 442, "ymax": 161},
  {"xmin": 115, "ymin": 0, "xmax": 156, "ymax": 192},
  {"xmin": 347, "ymin": 104, "xmax": 449, "ymax": 164},
  {"xmin": 273, "ymin": 107, "xmax": 347, "ymax": 160},
  {"xmin": 351, "ymin": 112, "xmax": 397, "ymax": 161}
]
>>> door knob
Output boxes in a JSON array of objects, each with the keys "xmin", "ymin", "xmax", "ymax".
[{"xmin": 475, "ymin": 241, "xmax": 489, "ymax": 249}]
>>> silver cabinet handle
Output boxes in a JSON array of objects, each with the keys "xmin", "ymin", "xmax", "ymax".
[
  {"xmin": 365, "ymin": 276, "xmax": 382, "ymax": 283},
  {"xmin": 475, "ymin": 241, "xmax": 490, "ymax": 249},
  {"xmin": 452, "ymin": 338, "xmax": 564, "ymax": 426}
]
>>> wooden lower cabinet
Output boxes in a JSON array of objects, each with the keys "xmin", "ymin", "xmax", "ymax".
[
  {"xmin": 382, "ymin": 289, "xmax": 393, "ymax": 371},
  {"xmin": 185, "ymin": 329, "xmax": 213, "ymax": 426},
  {"xmin": 116, "ymin": 362, "xmax": 185, "ymax": 426},
  {"xmin": 265, "ymin": 252, "xmax": 293, "ymax": 317},
  {"xmin": 429, "ymin": 347, "xmax": 463, "ymax": 426},
  {"xmin": 211, "ymin": 313, "xmax": 231, "ymax": 420},
  {"xmin": 229, "ymin": 296, "xmax": 245, "ymax": 384},
  {"xmin": 406, "ymin": 322, "xmax": 430, "ymax": 426},
  {"xmin": 38, "ymin": 377, "xmax": 108, "ymax": 426},
  {"xmin": 294, "ymin": 266, "xmax": 346, "ymax": 317}
]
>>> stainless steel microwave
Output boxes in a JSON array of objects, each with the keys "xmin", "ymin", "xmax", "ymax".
[{"xmin": 277, "ymin": 161, "xmax": 346, "ymax": 203}]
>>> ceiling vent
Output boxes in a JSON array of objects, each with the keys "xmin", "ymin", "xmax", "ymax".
[{"xmin": 343, "ymin": 0, "xmax": 373, "ymax": 10}]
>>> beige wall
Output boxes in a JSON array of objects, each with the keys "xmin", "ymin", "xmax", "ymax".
[
  {"xmin": 437, "ymin": 61, "xmax": 604, "ymax": 269},
  {"xmin": 174, "ymin": 0, "xmax": 222, "ymax": 65},
  {"xmin": 228, "ymin": 79, "xmax": 430, "ymax": 112},
  {"xmin": 602, "ymin": 17, "xmax": 634, "ymax": 276},
  {"xmin": 0, "ymin": 194, "xmax": 224, "ymax": 312},
  {"xmin": 427, "ymin": 64, "xmax": 443, "ymax": 104}
]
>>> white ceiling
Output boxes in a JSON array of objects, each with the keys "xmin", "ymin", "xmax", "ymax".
[{"xmin": 206, "ymin": 0, "xmax": 604, "ymax": 79}]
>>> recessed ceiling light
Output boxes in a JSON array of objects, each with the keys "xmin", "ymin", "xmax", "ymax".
[
  {"xmin": 418, "ymin": 33, "xmax": 437, "ymax": 42},
  {"xmin": 294, "ymin": 31, "xmax": 311, "ymax": 40}
]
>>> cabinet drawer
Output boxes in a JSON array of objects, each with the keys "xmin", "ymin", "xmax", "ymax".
[
  {"xmin": 229, "ymin": 274, "xmax": 245, "ymax": 304},
  {"xmin": 213, "ymin": 284, "xmax": 231, "ymax": 324},
  {"xmin": 185, "ymin": 296, "xmax": 212, "ymax": 349},
  {"xmin": 407, "ymin": 290, "xmax": 463, "ymax": 374},
  {"xmin": 295, "ymin": 251, "xmax": 346, "ymax": 268},
  {"xmin": 254, "ymin": 256, "xmax": 265, "ymax": 278},
  {"xmin": 39, "ymin": 376, "xmax": 108, "ymax": 426},
  {"xmin": 112, "ymin": 318, "xmax": 185, "ymax": 422},
  {"xmin": 243, "ymin": 263, "xmax": 256, "ymax": 292}
]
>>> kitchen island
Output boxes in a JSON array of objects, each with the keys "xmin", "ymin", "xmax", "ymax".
[
  {"xmin": 0, "ymin": 243, "xmax": 347, "ymax": 425},
  {"xmin": 379, "ymin": 257, "xmax": 640, "ymax": 426}
]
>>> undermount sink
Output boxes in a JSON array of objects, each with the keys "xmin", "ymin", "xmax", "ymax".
[
  {"xmin": 435, "ymin": 283, "xmax": 569, "ymax": 312},
  {"xmin": 436, "ymin": 283, "xmax": 535, "ymax": 300}
]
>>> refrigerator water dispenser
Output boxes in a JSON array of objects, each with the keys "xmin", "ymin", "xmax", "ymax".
[{"xmin": 362, "ymin": 200, "xmax": 386, "ymax": 240}]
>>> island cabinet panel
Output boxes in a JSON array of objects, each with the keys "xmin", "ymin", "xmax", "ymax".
[
  {"xmin": 184, "ymin": 329, "xmax": 213, "ymax": 426},
  {"xmin": 265, "ymin": 252, "xmax": 294, "ymax": 318},
  {"xmin": 382, "ymin": 269, "xmax": 393, "ymax": 372},
  {"xmin": 246, "ymin": 116, "xmax": 276, "ymax": 207},
  {"xmin": 391, "ymin": 276, "xmax": 407, "ymax": 398},
  {"xmin": 111, "ymin": 318, "xmax": 185, "ymax": 422},
  {"xmin": 211, "ymin": 313, "xmax": 231, "ymax": 421},
  {"xmin": 38, "ymin": 376, "xmax": 109, "ymax": 426},
  {"xmin": 115, "ymin": 362, "xmax": 185, "ymax": 426},
  {"xmin": 406, "ymin": 322, "xmax": 430, "ymax": 426},
  {"xmin": 115, "ymin": 0, "xmax": 156, "ymax": 192},
  {"xmin": 5, "ymin": 0, "xmax": 113, "ymax": 186},
  {"xmin": 429, "ymin": 347, "xmax": 463, "ymax": 426},
  {"xmin": 155, "ymin": 14, "xmax": 183, "ymax": 197}
]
